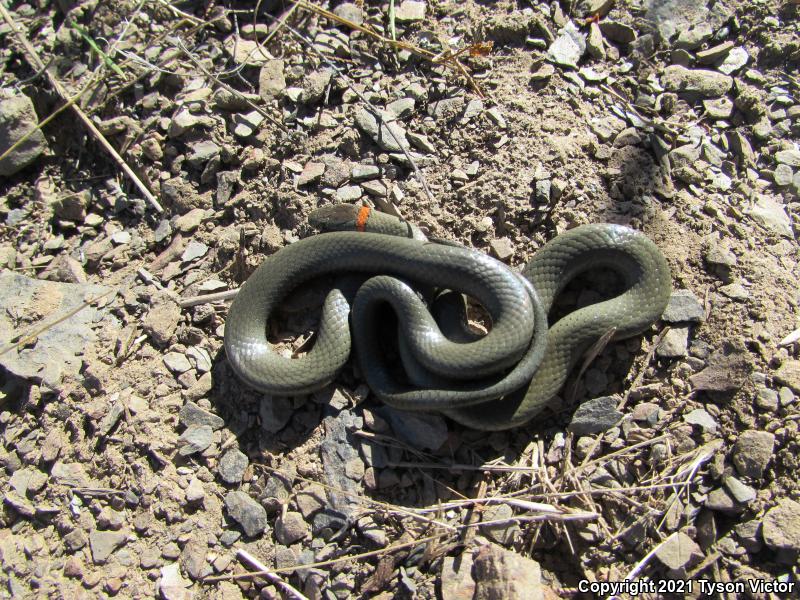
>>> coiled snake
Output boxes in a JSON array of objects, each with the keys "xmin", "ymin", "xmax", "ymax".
[{"xmin": 224, "ymin": 205, "xmax": 671, "ymax": 431}]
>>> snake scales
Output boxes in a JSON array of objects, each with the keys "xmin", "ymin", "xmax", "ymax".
[{"xmin": 224, "ymin": 205, "xmax": 671, "ymax": 431}]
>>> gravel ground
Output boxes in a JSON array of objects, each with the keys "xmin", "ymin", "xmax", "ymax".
[{"xmin": 0, "ymin": 0, "xmax": 799, "ymax": 598}]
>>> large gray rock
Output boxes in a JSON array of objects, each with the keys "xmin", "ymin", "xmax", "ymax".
[
  {"xmin": 472, "ymin": 543, "xmax": 543, "ymax": 600},
  {"xmin": 654, "ymin": 531, "xmax": 702, "ymax": 570},
  {"xmin": 0, "ymin": 94, "xmax": 48, "ymax": 176},
  {"xmin": 661, "ymin": 66, "xmax": 732, "ymax": 98},
  {"xmin": 546, "ymin": 21, "xmax": 586, "ymax": 68},
  {"xmin": 762, "ymin": 499, "xmax": 800, "ymax": 551},
  {"xmin": 662, "ymin": 290, "xmax": 705, "ymax": 323},
  {"xmin": 732, "ymin": 430, "xmax": 775, "ymax": 479},
  {"xmin": 225, "ymin": 491, "xmax": 268, "ymax": 537},
  {"xmin": 354, "ymin": 108, "xmax": 409, "ymax": 152},
  {"xmin": 645, "ymin": 0, "xmax": 731, "ymax": 45},
  {"xmin": 0, "ymin": 272, "xmax": 111, "ymax": 390},
  {"xmin": 568, "ymin": 396, "xmax": 622, "ymax": 435}
]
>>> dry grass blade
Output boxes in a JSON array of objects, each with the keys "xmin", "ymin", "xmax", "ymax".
[{"xmin": 235, "ymin": 548, "xmax": 310, "ymax": 600}]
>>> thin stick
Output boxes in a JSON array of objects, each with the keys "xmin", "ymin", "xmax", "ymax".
[
  {"xmin": 236, "ymin": 548, "xmax": 310, "ymax": 600},
  {"xmin": 0, "ymin": 4, "xmax": 163, "ymax": 212},
  {"xmin": 204, "ymin": 533, "xmax": 448, "ymax": 582},
  {"xmin": 414, "ymin": 496, "xmax": 559, "ymax": 515},
  {"xmin": 386, "ymin": 461, "xmax": 540, "ymax": 473},
  {"xmin": 179, "ymin": 289, "xmax": 239, "ymax": 308}
]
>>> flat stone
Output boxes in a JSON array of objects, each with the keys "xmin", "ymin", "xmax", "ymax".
[
  {"xmin": 185, "ymin": 477, "xmax": 205, "ymax": 504},
  {"xmin": 163, "ymin": 352, "xmax": 192, "ymax": 374},
  {"xmin": 718, "ymin": 47, "xmax": 749, "ymax": 75},
  {"xmin": 462, "ymin": 98, "xmax": 484, "ymax": 120},
  {"xmin": 654, "ymin": 532, "xmax": 702, "ymax": 570},
  {"xmin": 775, "ymin": 360, "xmax": 800, "ymax": 393},
  {"xmin": 689, "ymin": 343, "xmax": 750, "ymax": 392},
  {"xmin": 89, "ymin": 530, "xmax": 128, "ymax": 564},
  {"xmin": 723, "ymin": 476, "xmax": 756, "ymax": 504},
  {"xmin": 732, "ymin": 430, "xmax": 775, "ymax": 479},
  {"xmin": 354, "ymin": 109, "xmax": 409, "ymax": 152},
  {"xmin": 749, "ymin": 196, "xmax": 793, "ymax": 238},
  {"xmin": 547, "ymin": 21, "xmax": 586, "ymax": 68},
  {"xmin": 675, "ymin": 23, "xmax": 713, "ymax": 50},
  {"xmin": 407, "ymin": 131, "xmax": 436, "ymax": 153},
  {"xmin": 696, "ymin": 41, "xmax": 734, "ymax": 65},
  {"xmin": 0, "ymin": 273, "xmax": 111, "ymax": 390},
  {"xmin": 181, "ymin": 240, "xmax": 208, "ymax": 262},
  {"xmin": 755, "ymin": 387, "xmax": 779, "ymax": 411},
  {"xmin": 662, "ymin": 289, "xmax": 705, "ymax": 322},
  {"xmin": 260, "ymin": 397, "xmax": 293, "ymax": 433},
  {"xmin": 332, "ymin": 2, "xmax": 364, "ymax": 25},
  {"xmin": 179, "ymin": 401, "xmax": 224, "ymax": 430},
  {"xmin": 178, "ymin": 425, "xmax": 213, "ymax": 456},
  {"xmin": 774, "ymin": 164, "xmax": 794, "ymax": 187},
  {"xmin": 590, "ymin": 115, "xmax": 626, "ymax": 142},
  {"xmin": 489, "ymin": 238, "xmax": 514, "ymax": 262},
  {"xmin": 568, "ymin": 396, "xmax": 622, "ymax": 435},
  {"xmin": 174, "ymin": 208, "xmax": 205, "ymax": 233},
  {"xmin": 258, "ymin": 59, "xmax": 286, "ymax": 101},
  {"xmin": 662, "ymin": 66, "xmax": 732, "ymax": 97},
  {"xmin": 598, "ymin": 21, "xmax": 636, "ymax": 44},
  {"xmin": 395, "ymin": 1, "xmax": 426, "ymax": 22},
  {"xmin": 275, "ymin": 511, "xmax": 308, "ymax": 545},
  {"xmin": 158, "ymin": 563, "xmax": 191, "ymax": 600},
  {"xmin": 727, "ymin": 131, "xmax": 755, "ymax": 166},
  {"xmin": 301, "ymin": 68, "xmax": 333, "ymax": 105},
  {"xmin": 428, "ymin": 96, "xmax": 465, "ymax": 121},
  {"xmin": 297, "ymin": 161, "xmax": 325, "ymax": 186},
  {"xmin": 440, "ymin": 552, "xmax": 476, "ymax": 600},
  {"xmin": 224, "ymin": 35, "xmax": 271, "ymax": 66},
  {"xmin": 0, "ymin": 94, "xmax": 48, "ymax": 176},
  {"xmin": 472, "ymin": 543, "xmax": 542, "ymax": 600},
  {"xmin": 720, "ymin": 282, "xmax": 749, "ymax": 300},
  {"xmin": 577, "ymin": 0, "xmax": 615, "ymax": 19},
  {"xmin": 168, "ymin": 109, "xmax": 210, "ymax": 138},
  {"xmin": 644, "ymin": 0, "xmax": 727, "ymax": 44},
  {"xmin": 531, "ymin": 62, "xmax": 557, "ymax": 81},
  {"xmin": 657, "ymin": 326, "xmax": 689, "ymax": 358},
  {"xmin": 381, "ymin": 408, "xmax": 448, "ymax": 451},
  {"xmin": 225, "ymin": 491, "xmax": 268, "ymax": 537},
  {"xmin": 632, "ymin": 402, "xmax": 661, "ymax": 425},
  {"xmin": 762, "ymin": 499, "xmax": 800, "ymax": 551},
  {"xmin": 351, "ymin": 164, "xmax": 380, "ymax": 181},
  {"xmin": 703, "ymin": 97, "xmax": 734, "ymax": 119},
  {"xmin": 218, "ymin": 448, "xmax": 249, "ymax": 484},
  {"xmin": 335, "ymin": 185, "xmax": 362, "ymax": 202},
  {"xmin": 386, "ymin": 97, "xmax": 415, "ymax": 119},
  {"xmin": 775, "ymin": 149, "xmax": 800, "ymax": 167},
  {"xmin": 706, "ymin": 487, "xmax": 743, "ymax": 514},
  {"xmin": 480, "ymin": 504, "xmax": 519, "ymax": 546},
  {"xmin": 684, "ymin": 408, "xmax": 717, "ymax": 432},
  {"xmin": 586, "ymin": 21, "xmax": 605, "ymax": 60},
  {"xmin": 186, "ymin": 140, "xmax": 219, "ymax": 168}
]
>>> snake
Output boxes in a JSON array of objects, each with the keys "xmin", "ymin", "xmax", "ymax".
[{"xmin": 223, "ymin": 205, "xmax": 672, "ymax": 431}]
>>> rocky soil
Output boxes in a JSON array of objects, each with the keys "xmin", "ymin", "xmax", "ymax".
[{"xmin": 0, "ymin": 0, "xmax": 799, "ymax": 598}]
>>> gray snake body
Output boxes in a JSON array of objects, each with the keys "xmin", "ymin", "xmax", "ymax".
[{"xmin": 224, "ymin": 206, "xmax": 672, "ymax": 431}]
